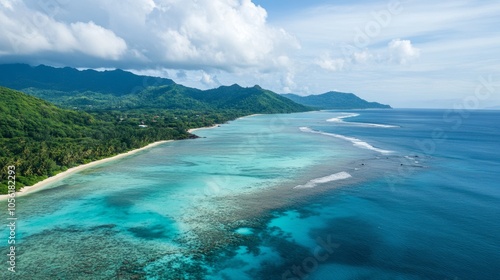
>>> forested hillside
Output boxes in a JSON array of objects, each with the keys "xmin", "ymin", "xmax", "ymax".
[
  {"xmin": 0, "ymin": 87, "xmax": 240, "ymax": 194},
  {"xmin": 0, "ymin": 64, "xmax": 310, "ymax": 113},
  {"xmin": 0, "ymin": 64, "xmax": 394, "ymax": 195}
]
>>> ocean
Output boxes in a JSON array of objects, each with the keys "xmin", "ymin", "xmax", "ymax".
[{"xmin": 1, "ymin": 109, "xmax": 499, "ymax": 279}]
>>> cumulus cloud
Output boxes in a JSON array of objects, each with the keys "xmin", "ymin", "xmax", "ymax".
[
  {"xmin": 352, "ymin": 50, "xmax": 373, "ymax": 64},
  {"xmin": 315, "ymin": 38, "xmax": 420, "ymax": 72},
  {"xmin": 388, "ymin": 39, "xmax": 420, "ymax": 64},
  {"xmin": 70, "ymin": 22, "xmax": 127, "ymax": 59},
  {"xmin": 316, "ymin": 54, "xmax": 346, "ymax": 72},
  {"xmin": 0, "ymin": 0, "xmax": 299, "ymax": 71},
  {"xmin": 147, "ymin": 0, "xmax": 298, "ymax": 70},
  {"xmin": 0, "ymin": 1, "xmax": 127, "ymax": 60},
  {"xmin": 280, "ymin": 71, "xmax": 296, "ymax": 93},
  {"xmin": 200, "ymin": 71, "xmax": 221, "ymax": 87}
]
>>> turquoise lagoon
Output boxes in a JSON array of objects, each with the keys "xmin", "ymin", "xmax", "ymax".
[{"xmin": 1, "ymin": 110, "xmax": 499, "ymax": 279}]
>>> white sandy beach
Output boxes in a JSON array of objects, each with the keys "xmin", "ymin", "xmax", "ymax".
[
  {"xmin": 0, "ymin": 140, "xmax": 172, "ymax": 200},
  {"xmin": 188, "ymin": 124, "xmax": 220, "ymax": 133},
  {"xmin": 237, "ymin": 113, "xmax": 262, "ymax": 120},
  {"xmin": 1, "ymin": 113, "xmax": 262, "ymax": 201},
  {"xmin": 187, "ymin": 114, "xmax": 262, "ymax": 133}
]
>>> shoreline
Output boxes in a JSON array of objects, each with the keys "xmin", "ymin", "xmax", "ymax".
[
  {"xmin": 237, "ymin": 113, "xmax": 262, "ymax": 120},
  {"xmin": 187, "ymin": 114, "xmax": 262, "ymax": 133},
  {"xmin": 0, "ymin": 140, "xmax": 172, "ymax": 201},
  {"xmin": 188, "ymin": 124, "xmax": 220, "ymax": 133},
  {"xmin": 0, "ymin": 113, "xmax": 262, "ymax": 201}
]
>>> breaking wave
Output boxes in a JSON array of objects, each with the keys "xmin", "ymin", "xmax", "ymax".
[
  {"xmin": 327, "ymin": 113, "xmax": 399, "ymax": 128},
  {"xmin": 294, "ymin": 171, "xmax": 352, "ymax": 189},
  {"xmin": 299, "ymin": 127, "xmax": 394, "ymax": 154}
]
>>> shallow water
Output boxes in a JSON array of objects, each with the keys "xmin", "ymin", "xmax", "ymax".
[{"xmin": 1, "ymin": 109, "xmax": 499, "ymax": 279}]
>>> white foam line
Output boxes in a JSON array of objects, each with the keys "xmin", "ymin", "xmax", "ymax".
[
  {"xmin": 326, "ymin": 113, "xmax": 398, "ymax": 128},
  {"xmin": 299, "ymin": 127, "xmax": 316, "ymax": 133},
  {"xmin": 324, "ymin": 133, "xmax": 394, "ymax": 154},
  {"xmin": 295, "ymin": 172, "xmax": 352, "ymax": 189},
  {"xmin": 299, "ymin": 127, "xmax": 394, "ymax": 154},
  {"xmin": 355, "ymin": 123, "xmax": 399, "ymax": 128},
  {"xmin": 326, "ymin": 113, "xmax": 360, "ymax": 122}
]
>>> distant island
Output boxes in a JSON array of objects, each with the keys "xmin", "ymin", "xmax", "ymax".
[
  {"xmin": 282, "ymin": 92, "xmax": 391, "ymax": 109},
  {"xmin": 0, "ymin": 64, "xmax": 390, "ymax": 194}
]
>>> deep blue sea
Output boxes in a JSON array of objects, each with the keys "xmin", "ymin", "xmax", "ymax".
[{"xmin": 1, "ymin": 109, "xmax": 499, "ymax": 279}]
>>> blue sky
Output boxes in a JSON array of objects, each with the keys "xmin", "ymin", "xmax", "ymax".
[{"xmin": 1, "ymin": 0, "xmax": 499, "ymax": 108}]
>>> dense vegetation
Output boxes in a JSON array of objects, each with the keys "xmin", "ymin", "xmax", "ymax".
[
  {"xmin": 21, "ymin": 82, "xmax": 310, "ymax": 113},
  {"xmin": 282, "ymin": 92, "xmax": 391, "ymax": 109},
  {"xmin": 0, "ymin": 87, "xmax": 266, "ymax": 194},
  {"xmin": 0, "ymin": 64, "xmax": 390, "ymax": 194}
]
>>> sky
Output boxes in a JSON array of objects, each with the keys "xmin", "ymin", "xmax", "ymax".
[{"xmin": 0, "ymin": 0, "xmax": 499, "ymax": 108}]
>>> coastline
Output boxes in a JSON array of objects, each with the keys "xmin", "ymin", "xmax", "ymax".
[
  {"xmin": 237, "ymin": 113, "xmax": 262, "ymax": 120},
  {"xmin": 1, "ymin": 113, "xmax": 262, "ymax": 201},
  {"xmin": 0, "ymin": 140, "xmax": 172, "ymax": 201},
  {"xmin": 187, "ymin": 114, "xmax": 262, "ymax": 134},
  {"xmin": 188, "ymin": 124, "xmax": 220, "ymax": 133}
]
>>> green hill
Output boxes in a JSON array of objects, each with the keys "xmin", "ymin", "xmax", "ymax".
[
  {"xmin": 0, "ymin": 64, "xmax": 391, "ymax": 194},
  {"xmin": 0, "ymin": 64, "xmax": 310, "ymax": 113},
  {"xmin": 0, "ymin": 65, "xmax": 313, "ymax": 194},
  {"xmin": 0, "ymin": 87, "xmax": 208, "ymax": 194},
  {"xmin": 127, "ymin": 83, "xmax": 310, "ymax": 113},
  {"xmin": 194, "ymin": 84, "xmax": 309, "ymax": 113},
  {"xmin": 282, "ymin": 92, "xmax": 391, "ymax": 109}
]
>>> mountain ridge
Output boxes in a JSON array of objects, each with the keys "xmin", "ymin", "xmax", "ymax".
[
  {"xmin": 0, "ymin": 63, "xmax": 175, "ymax": 96},
  {"xmin": 0, "ymin": 64, "xmax": 389, "ymax": 194},
  {"xmin": 282, "ymin": 91, "xmax": 391, "ymax": 109},
  {"xmin": 0, "ymin": 63, "xmax": 310, "ymax": 113},
  {"xmin": 0, "ymin": 63, "xmax": 390, "ymax": 110}
]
